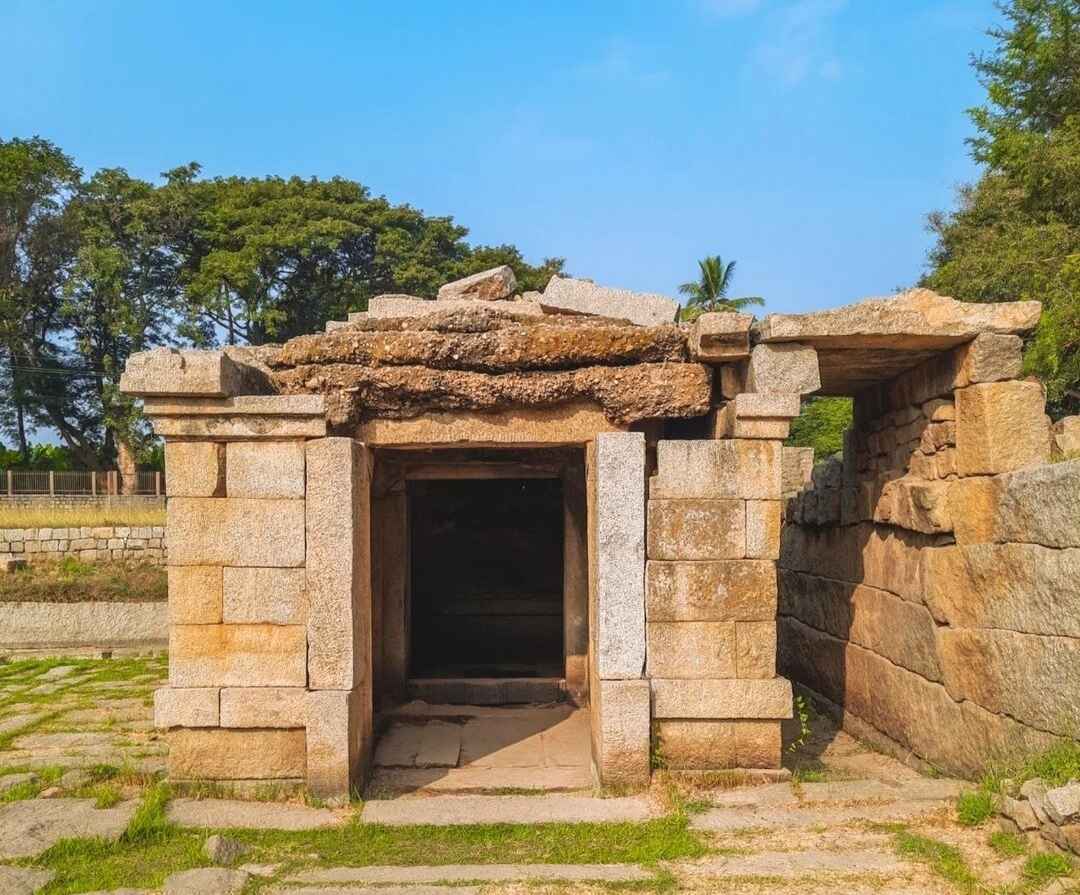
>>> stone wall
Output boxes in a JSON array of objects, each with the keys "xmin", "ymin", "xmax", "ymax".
[
  {"xmin": 0, "ymin": 600, "xmax": 167, "ymax": 655},
  {"xmin": 779, "ymin": 334, "xmax": 1078, "ymax": 777},
  {"xmin": 1, "ymin": 525, "xmax": 166, "ymax": 564}
]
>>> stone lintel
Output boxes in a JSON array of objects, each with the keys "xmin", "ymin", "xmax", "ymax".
[
  {"xmin": 142, "ymin": 395, "xmax": 325, "ymax": 416},
  {"xmin": 689, "ymin": 313, "xmax": 754, "ymax": 362},
  {"xmin": 650, "ymin": 678, "xmax": 793, "ymax": 719}
]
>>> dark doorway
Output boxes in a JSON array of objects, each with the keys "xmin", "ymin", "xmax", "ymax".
[{"xmin": 408, "ymin": 477, "xmax": 564, "ymax": 679}]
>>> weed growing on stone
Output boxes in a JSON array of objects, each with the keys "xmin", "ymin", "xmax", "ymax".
[
  {"xmin": 1021, "ymin": 851, "xmax": 1073, "ymax": 885},
  {"xmin": 988, "ymin": 830, "xmax": 1028, "ymax": 858},
  {"xmin": 893, "ymin": 830, "xmax": 981, "ymax": 892},
  {"xmin": 787, "ymin": 694, "xmax": 813, "ymax": 754},
  {"xmin": 956, "ymin": 788, "xmax": 995, "ymax": 826}
]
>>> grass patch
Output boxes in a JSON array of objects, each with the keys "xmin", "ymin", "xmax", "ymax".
[
  {"xmin": 956, "ymin": 788, "xmax": 995, "ymax": 827},
  {"xmin": 988, "ymin": 830, "xmax": 1028, "ymax": 858},
  {"xmin": 894, "ymin": 830, "xmax": 981, "ymax": 892},
  {"xmin": 1018, "ymin": 741, "xmax": 1080, "ymax": 789},
  {"xmin": 0, "ymin": 505, "xmax": 165, "ymax": 529},
  {"xmin": 123, "ymin": 781, "xmax": 173, "ymax": 844},
  {"xmin": 1021, "ymin": 851, "xmax": 1073, "ymax": 884},
  {"xmin": 0, "ymin": 559, "xmax": 166, "ymax": 604}
]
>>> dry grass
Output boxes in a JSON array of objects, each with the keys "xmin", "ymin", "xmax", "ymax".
[
  {"xmin": 0, "ymin": 504, "xmax": 165, "ymax": 529},
  {"xmin": 0, "ymin": 558, "xmax": 167, "ymax": 603}
]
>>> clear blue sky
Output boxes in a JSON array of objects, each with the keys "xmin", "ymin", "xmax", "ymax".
[{"xmin": 3, "ymin": 0, "xmax": 998, "ymax": 315}]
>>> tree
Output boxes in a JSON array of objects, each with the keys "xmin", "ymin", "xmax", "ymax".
[
  {"xmin": 924, "ymin": 0, "xmax": 1080, "ymax": 416},
  {"xmin": 678, "ymin": 256, "xmax": 764, "ymax": 320},
  {"xmin": 787, "ymin": 397, "xmax": 853, "ymax": 460}
]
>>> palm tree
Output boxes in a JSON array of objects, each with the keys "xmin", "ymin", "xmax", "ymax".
[{"xmin": 678, "ymin": 256, "xmax": 764, "ymax": 320}]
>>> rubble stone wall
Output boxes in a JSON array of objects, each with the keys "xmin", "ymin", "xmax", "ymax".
[
  {"xmin": 779, "ymin": 334, "xmax": 1078, "ymax": 777},
  {"xmin": 1, "ymin": 525, "xmax": 166, "ymax": 564}
]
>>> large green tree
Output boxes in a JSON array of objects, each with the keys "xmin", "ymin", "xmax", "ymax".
[{"xmin": 924, "ymin": 0, "xmax": 1080, "ymax": 416}]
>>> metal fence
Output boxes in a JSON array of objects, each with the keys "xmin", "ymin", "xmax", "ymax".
[{"xmin": 0, "ymin": 469, "xmax": 165, "ymax": 496}]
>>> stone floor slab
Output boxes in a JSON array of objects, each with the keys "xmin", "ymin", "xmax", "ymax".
[
  {"xmin": 683, "ymin": 849, "xmax": 910, "ymax": 878},
  {"xmin": 0, "ymin": 866, "xmax": 55, "ymax": 894},
  {"xmin": 270, "ymin": 888, "xmax": 480, "ymax": 895},
  {"xmin": 415, "ymin": 721, "xmax": 462, "ymax": 768},
  {"xmin": 458, "ymin": 716, "xmax": 547, "ymax": 768},
  {"xmin": 692, "ymin": 800, "xmax": 948, "ymax": 832},
  {"xmin": 0, "ymin": 798, "xmax": 136, "ymax": 858},
  {"xmin": 290, "ymin": 864, "xmax": 652, "ymax": 884},
  {"xmin": 163, "ymin": 867, "xmax": 249, "ymax": 894},
  {"xmin": 710, "ymin": 782, "xmax": 798, "ymax": 808},
  {"xmin": 168, "ymin": 798, "xmax": 343, "ymax": 830},
  {"xmin": 366, "ymin": 766, "xmax": 594, "ymax": 797},
  {"xmin": 361, "ymin": 794, "xmax": 657, "ymax": 825},
  {"xmin": 798, "ymin": 780, "xmax": 903, "ymax": 803}
]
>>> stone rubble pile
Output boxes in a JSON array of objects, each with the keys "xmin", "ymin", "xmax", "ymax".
[{"xmin": 998, "ymin": 779, "xmax": 1080, "ymax": 856}]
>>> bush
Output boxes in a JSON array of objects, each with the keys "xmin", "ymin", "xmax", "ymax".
[{"xmin": 787, "ymin": 397, "xmax": 853, "ymax": 460}]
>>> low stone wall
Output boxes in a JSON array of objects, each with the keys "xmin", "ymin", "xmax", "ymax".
[
  {"xmin": 0, "ymin": 495, "xmax": 164, "ymax": 510},
  {"xmin": 779, "ymin": 334, "xmax": 1079, "ymax": 778},
  {"xmin": 0, "ymin": 600, "xmax": 167, "ymax": 653},
  {"xmin": 0, "ymin": 526, "xmax": 166, "ymax": 564}
]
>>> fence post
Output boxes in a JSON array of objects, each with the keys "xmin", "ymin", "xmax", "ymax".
[
  {"xmin": 6, "ymin": 470, "xmax": 11, "ymax": 496},
  {"xmin": 48, "ymin": 471, "xmax": 55, "ymax": 496},
  {"xmin": 155, "ymin": 471, "xmax": 161, "ymax": 496},
  {"xmin": 91, "ymin": 472, "xmax": 97, "ymax": 497},
  {"xmin": 108, "ymin": 471, "xmax": 117, "ymax": 496}
]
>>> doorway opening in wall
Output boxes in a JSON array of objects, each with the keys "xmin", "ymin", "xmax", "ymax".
[{"xmin": 409, "ymin": 477, "xmax": 564, "ymax": 680}]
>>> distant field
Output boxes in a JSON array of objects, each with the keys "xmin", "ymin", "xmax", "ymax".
[
  {"xmin": 0, "ymin": 504, "xmax": 166, "ymax": 529},
  {"xmin": 0, "ymin": 558, "xmax": 167, "ymax": 603}
]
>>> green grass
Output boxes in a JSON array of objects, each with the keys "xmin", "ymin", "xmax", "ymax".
[
  {"xmin": 956, "ymin": 788, "xmax": 995, "ymax": 827},
  {"xmin": 1021, "ymin": 852, "xmax": 1073, "ymax": 884},
  {"xmin": 0, "ymin": 558, "xmax": 167, "ymax": 604},
  {"xmin": 988, "ymin": 830, "xmax": 1028, "ymax": 858},
  {"xmin": 894, "ymin": 830, "xmax": 981, "ymax": 893},
  {"xmin": 1018, "ymin": 741, "xmax": 1080, "ymax": 789}
]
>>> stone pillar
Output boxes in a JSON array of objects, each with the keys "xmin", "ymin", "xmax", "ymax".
[
  {"xmin": 647, "ymin": 436, "xmax": 793, "ymax": 772},
  {"xmin": 588, "ymin": 432, "xmax": 650, "ymax": 785},
  {"xmin": 563, "ymin": 461, "xmax": 589, "ymax": 701}
]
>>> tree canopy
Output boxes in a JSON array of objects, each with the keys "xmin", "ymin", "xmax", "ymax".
[
  {"xmin": 924, "ymin": 0, "xmax": 1080, "ymax": 416},
  {"xmin": 0, "ymin": 138, "xmax": 565, "ymax": 473},
  {"xmin": 678, "ymin": 256, "xmax": 764, "ymax": 321}
]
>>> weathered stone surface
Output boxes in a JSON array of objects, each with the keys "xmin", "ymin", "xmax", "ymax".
[
  {"xmin": 163, "ymin": 867, "xmax": 249, "ymax": 895},
  {"xmin": 779, "ymin": 570, "xmax": 942, "ymax": 682},
  {"xmin": 647, "ymin": 499, "xmax": 746, "ymax": 561},
  {"xmin": 0, "ymin": 600, "xmax": 167, "ymax": 651},
  {"xmin": 736, "ymin": 620, "xmax": 776, "ymax": 678},
  {"xmin": 1045, "ymin": 783, "xmax": 1080, "ymax": 824},
  {"xmin": 204, "ymin": 833, "xmax": 250, "ymax": 866},
  {"xmin": 152, "ymin": 414, "xmax": 326, "ymax": 440},
  {"xmin": 275, "ymin": 361, "xmax": 711, "ymax": 427},
  {"xmin": 746, "ymin": 343, "xmax": 821, "ymax": 395},
  {"xmin": 143, "ymin": 394, "xmax": 324, "ymax": 417},
  {"xmin": 923, "ymin": 543, "xmax": 1080, "ymax": 638},
  {"xmin": 288, "ymin": 865, "xmax": 651, "ymax": 885},
  {"xmin": 362, "ymin": 792, "xmax": 655, "ymax": 825},
  {"xmin": 222, "ymin": 567, "xmax": 307, "ymax": 625},
  {"xmin": 652, "ymin": 440, "xmax": 781, "ymax": 500},
  {"xmin": 167, "ymin": 498, "xmax": 306, "ymax": 567},
  {"xmin": 951, "ymin": 460, "xmax": 1080, "ymax": 549},
  {"xmin": 169, "ymin": 625, "xmax": 307, "ymax": 687},
  {"xmin": 875, "ymin": 479, "xmax": 953, "ymax": 534},
  {"xmin": 647, "ymin": 621, "xmax": 737, "ymax": 678},
  {"xmin": 1001, "ymin": 795, "xmax": 1040, "ymax": 831},
  {"xmin": 955, "ymin": 381, "xmax": 1051, "ymax": 475},
  {"xmin": 0, "ymin": 866, "xmax": 55, "ymax": 894},
  {"xmin": 539, "ymin": 275, "xmax": 679, "ymax": 326},
  {"xmin": 745, "ymin": 501, "xmax": 782, "ymax": 559},
  {"xmin": 219, "ymin": 687, "xmax": 306, "ymax": 728},
  {"xmin": 594, "ymin": 433, "xmax": 646, "ymax": 679},
  {"xmin": 936, "ymin": 627, "xmax": 1080, "ymax": 734},
  {"xmin": 154, "ymin": 687, "xmax": 219, "ymax": 729},
  {"xmin": 306, "ymin": 438, "xmax": 372, "ymax": 690},
  {"xmin": 168, "ymin": 566, "xmax": 223, "ymax": 625},
  {"xmin": 307, "ymin": 688, "xmax": 368, "ymax": 799},
  {"xmin": 270, "ymin": 315, "xmax": 688, "ymax": 373},
  {"xmin": 165, "ymin": 442, "xmax": 225, "ymax": 498},
  {"xmin": 954, "ymin": 333, "xmax": 1024, "ymax": 386},
  {"xmin": 120, "ymin": 348, "xmax": 252, "ymax": 397},
  {"xmin": 168, "ymin": 729, "xmax": 306, "ymax": 780},
  {"xmin": 595, "ymin": 679, "xmax": 651, "ymax": 785},
  {"xmin": 438, "ymin": 265, "xmax": 517, "ymax": 301},
  {"xmin": 650, "ymin": 677, "xmax": 793, "ymax": 719},
  {"xmin": 689, "ymin": 312, "xmax": 753, "ymax": 361},
  {"xmin": 646, "ymin": 560, "xmax": 776, "ymax": 622},
  {"xmin": 367, "ymin": 294, "xmax": 543, "ymax": 319},
  {"xmin": 225, "ymin": 441, "xmax": 305, "ymax": 499},
  {"xmin": 713, "ymin": 407, "xmax": 790, "ymax": 440},
  {"xmin": 168, "ymin": 798, "xmax": 340, "ymax": 829},
  {"xmin": 1055, "ymin": 416, "xmax": 1080, "ymax": 456},
  {"xmin": 730, "ymin": 392, "xmax": 801, "ymax": 419},
  {"xmin": 757, "ymin": 289, "xmax": 1041, "ymax": 343},
  {"xmin": 0, "ymin": 798, "xmax": 136, "ymax": 859},
  {"xmin": 656, "ymin": 720, "xmax": 781, "ymax": 769},
  {"xmin": 780, "ymin": 617, "xmax": 1057, "ymax": 777},
  {"xmin": 782, "ymin": 446, "xmax": 814, "ymax": 496}
]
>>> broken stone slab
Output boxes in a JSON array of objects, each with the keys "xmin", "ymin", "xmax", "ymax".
[
  {"xmin": 686, "ymin": 850, "xmax": 909, "ymax": 879},
  {"xmin": 163, "ymin": 867, "xmax": 249, "ymax": 895},
  {"xmin": 120, "ymin": 349, "xmax": 258, "ymax": 398},
  {"xmin": 438, "ymin": 265, "xmax": 517, "ymax": 301},
  {"xmin": 0, "ymin": 798, "xmax": 136, "ymax": 859},
  {"xmin": 360, "ymin": 793, "xmax": 657, "ymax": 825},
  {"xmin": 539, "ymin": 275, "xmax": 680, "ymax": 326},
  {"xmin": 1001, "ymin": 795, "xmax": 1041, "ymax": 831},
  {"xmin": 204, "ymin": 833, "xmax": 250, "ymax": 865},
  {"xmin": 0, "ymin": 867, "xmax": 55, "ymax": 895},
  {"xmin": 269, "ymin": 887, "xmax": 479, "ymax": 895},
  {"xmin": 1045, "ymin": 781, "xmax": 1080, "ymax": 825},
  {"xmin": 273, "ymin": 361, "xmax": 712, "ymax": 427},
  {"xmin": 689, "ymin": 312, "xmax": 754, "ymax": 361},
  {"xmin": 367, "ymin": 294, "xmax": 543, "ymax": 319},
  {"xmin": 167, "ymin": 798, "xmax": 342, "ymax": 830},
  {"xmin": 0, "ymin": 772, "xmax": 37, "ymax": 793},
  {"xmin": 288, "ymin": 864, "xmax": 653, "ymax": 884},
  {"xmin": 756, "ymin": 289, "xmax": 1042, "ymax": 344},
  {"xmin": 692, "ymin": 799, "xmax": 946, "ymax": 832},
  {"xmin": 746, "ymin": 343, "xmax": 821, "ymax": 395}
]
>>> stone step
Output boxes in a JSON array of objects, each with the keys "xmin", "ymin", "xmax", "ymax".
[
  {"xmin": 360, "ymin": 793, "xmax": 657, "ymax": 826},
  {"xmin": 693, "ymin": 799, "xmax": 948, "ymax": 832},
  {"xmin": 285, "ymin": 863, "xmax": 652, "ymax": 885},
  {"xmin": 167, "ymin": 798, "xmax": 343, "ymax": 830},
  {"xmin": 366, "ymin": 766, "xmax": 594, "ymax": 797},
  {"xmin": 405, "ymin": 677, "xmax": 568, "ymax": 705},
  {"xmin": 681, "ymin": 849, "xmax": 910, "ymax": 878}
]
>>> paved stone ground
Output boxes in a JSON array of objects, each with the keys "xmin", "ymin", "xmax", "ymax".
[{"xmin": 1, "ymin": 657, "xmax": 1077, "ymax": 893}]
